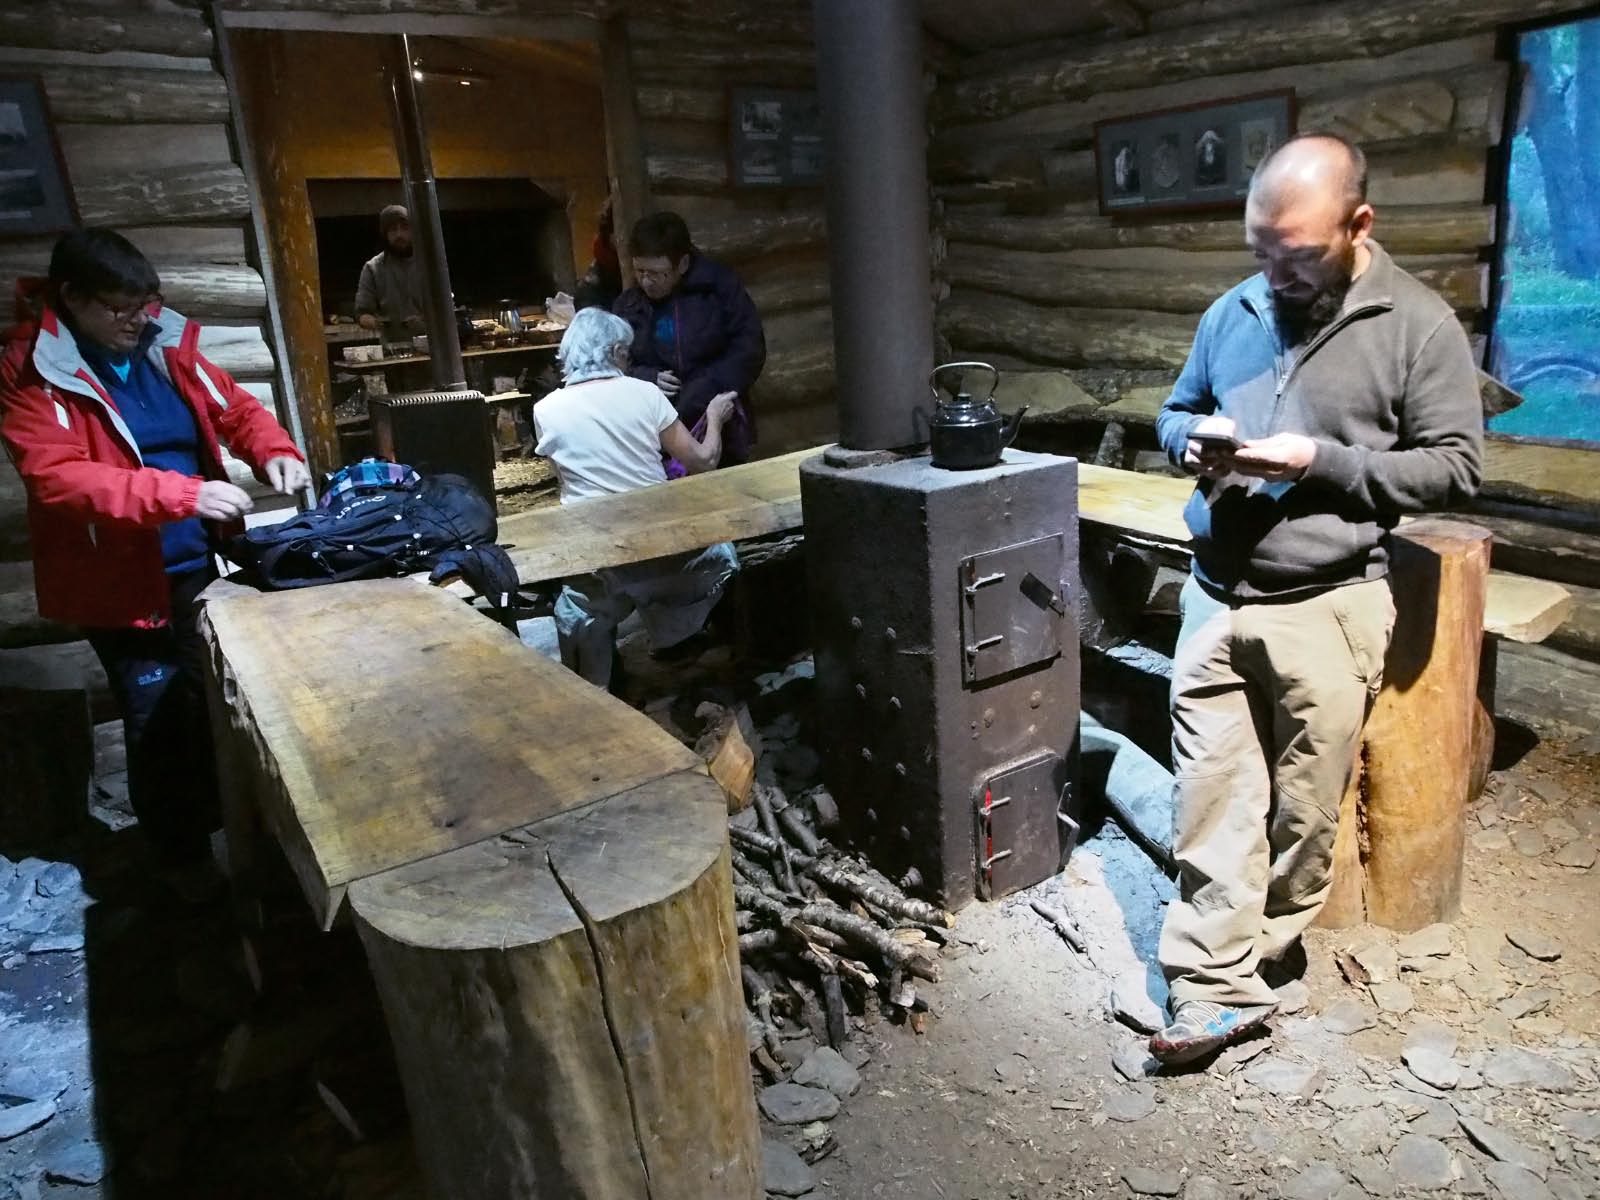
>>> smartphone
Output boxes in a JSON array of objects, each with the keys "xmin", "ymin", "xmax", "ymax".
[{"xmin": 1190, "ymin": 431, "xmax": 1242, "ymax": 452}]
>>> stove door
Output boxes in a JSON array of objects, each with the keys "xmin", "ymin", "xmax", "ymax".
[
  {"xmin": 976, "ymin": 753, "xmax": 1074, "ymax": 900},
  {"xmin": 959, "ymin": 534, "xmax": 1066, "ymax": 686}
]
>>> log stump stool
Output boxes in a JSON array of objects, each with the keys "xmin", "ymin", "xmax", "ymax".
[
  {"xmin": 199, "ymin": 579, "xmax": 760, "ymax": 1199},
  {"xmin": 1320, "ymin": 520, "xmax": 1492, "ymax": 930},
  {"xmin": 0, "ymin": 645, "xmax": 94, "ymax": 850}
]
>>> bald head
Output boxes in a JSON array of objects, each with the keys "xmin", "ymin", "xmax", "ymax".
[
  {"xmin": 1249, "ymin": 134, "xmax": 1367, "ymax": 219},
  {"xmin": 1243, "ymin": 133, "xmax": 1374, "ymax": 327}
]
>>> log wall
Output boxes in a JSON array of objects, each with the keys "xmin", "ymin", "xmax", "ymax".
[
  {"xmin": 929, "ymin": 0, "xmax": 1597, "ymax": 399},
  {"xmin": 0, "ymin": 4, "xmax": 283, "ymax": 618},
  {"xmin": 628, "ymin": 0, "xmax": 839, "ymax": 455}
]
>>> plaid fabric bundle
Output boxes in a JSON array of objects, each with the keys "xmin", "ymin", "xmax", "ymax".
[{"xmin": 318, "ymin": 458, "xmax": 422, "ymax": 508}]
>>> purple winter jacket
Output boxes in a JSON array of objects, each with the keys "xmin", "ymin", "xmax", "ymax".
[{"xmin": 613, "ymin": 252, "xmax": 766, "ymax": 464}]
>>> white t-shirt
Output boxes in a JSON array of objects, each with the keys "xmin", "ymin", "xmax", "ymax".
[{"xmin": 533, "ymin": 375, "xmax": 680, "ymax": 503}]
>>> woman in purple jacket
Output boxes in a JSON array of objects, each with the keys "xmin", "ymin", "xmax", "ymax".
[{"xmin": 612, "ymin": 211, "xmax": 766, "ymax": 466}]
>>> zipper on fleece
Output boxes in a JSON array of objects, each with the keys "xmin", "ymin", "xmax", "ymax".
[{"xmin": 1246, "ymin": 298, "xmax": 1388, "ymax": 429}]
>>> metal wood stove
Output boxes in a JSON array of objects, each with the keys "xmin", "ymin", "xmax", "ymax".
[{"xmin": 801, "ymin": 449, "xmax": 1081, "ymax": 909}]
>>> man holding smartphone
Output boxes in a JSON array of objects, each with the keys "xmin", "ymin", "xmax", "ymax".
[{"xmin": 1149, "ymin": 134, "xmax": 1483, "ymax": 1065}]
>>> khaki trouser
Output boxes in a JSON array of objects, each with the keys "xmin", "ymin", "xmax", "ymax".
[{"xmin": 1159, "ymin": 575, "xmax": 1395, "ymax": 1008}]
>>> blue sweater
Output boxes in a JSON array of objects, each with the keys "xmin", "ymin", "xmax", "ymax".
[{"xmin": 78, "ymin": 322, "xmax": 210, "ymax": 575}]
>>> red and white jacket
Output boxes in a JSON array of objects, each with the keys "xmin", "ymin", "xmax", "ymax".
[{"xmin": 1, "ymin": 283, "xmax": 303, "ymax": 629}]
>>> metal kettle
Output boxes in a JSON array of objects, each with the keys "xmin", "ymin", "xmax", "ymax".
[
  {"xmin": 928, "ymin": 361, "xmax": 1028, "ymax": 470},
  {"xmin": 497, "ymin": 299, "xmax": 524, "ymax": 334}
]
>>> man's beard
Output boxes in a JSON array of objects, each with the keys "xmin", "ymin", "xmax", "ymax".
[
  {"xmin": 387, "ymin": 241, "xmax": 414, "ymax": 258},
  {"xmin": 1272, "ymin": 246, "xmax": 1355, "ymax": 341}
]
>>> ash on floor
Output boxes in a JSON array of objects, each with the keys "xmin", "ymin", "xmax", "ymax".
[{"xmin": 2, "ymin": 635, "xmax": 1597, "ymax": 1200}]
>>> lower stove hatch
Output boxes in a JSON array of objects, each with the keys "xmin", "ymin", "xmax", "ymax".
[{"xmin": 977, "ymin": 753, "xmax": 1078, "ymax": 900}]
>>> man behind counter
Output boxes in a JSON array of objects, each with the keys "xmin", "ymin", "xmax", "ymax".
[
  {"xmin": 613, "ymin": 211, "xmax": 765, "ymax": 467},
  {"xmin": 355, "ymin": 204, "xmax": 426, "ymax": 340}
]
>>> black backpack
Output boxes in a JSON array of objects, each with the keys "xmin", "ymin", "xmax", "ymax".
[{"xmin": 226, "ymin": 473, "xmax": 498, "ymax": 590}]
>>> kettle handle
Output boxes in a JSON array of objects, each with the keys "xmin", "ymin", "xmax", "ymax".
[{"xmin": 929, "ymin": 361, "xmax": 999, "ymax": 402}]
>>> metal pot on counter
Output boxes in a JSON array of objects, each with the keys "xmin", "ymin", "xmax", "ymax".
[{"xmin": 928, "ymin": 361, "xmax": 1027, "ymax": 470}]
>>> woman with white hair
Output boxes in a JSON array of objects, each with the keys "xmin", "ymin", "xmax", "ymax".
[{"xmin": 533, "ymin": 307, "xmax": 739, "ymax": 690}]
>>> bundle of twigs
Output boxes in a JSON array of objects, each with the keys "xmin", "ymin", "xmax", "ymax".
[{"xmin": 729, "ymin": 785, "xmax": 954, "ymax": 1074}]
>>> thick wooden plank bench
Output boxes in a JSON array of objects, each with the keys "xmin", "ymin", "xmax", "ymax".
[{"xmin": 198, "ymin": 578, "xmax": 760, "ymax": 1200}]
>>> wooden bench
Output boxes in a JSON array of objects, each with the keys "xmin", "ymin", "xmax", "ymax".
[{"xmin": 198, "ymin": 577, "xmax": 760, "ymax": 1200}]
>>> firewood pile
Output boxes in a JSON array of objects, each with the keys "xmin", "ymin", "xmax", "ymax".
[{"xmin": 655, "ymin": 671, "xmax": 957, "ymax": 1079}]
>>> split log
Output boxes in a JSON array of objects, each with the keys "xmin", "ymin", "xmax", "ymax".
[
  {"xmin": 942, "ymin": 244, "xmax": 1487, "ymax": 315},
  {"xmin": 38, "ymin": 65, "xmax": 232, "ymax": 125},
  {"xmin": 202, "ymin": 578, "xmax": 759, "ymax": 1198},
  {"xmin": 0, "ymin": 8, "xmax": 213, "ymax": 57},
  {"xmin": 939, "ymin": 290, "xmax": 1198, "ymax": 371},
  {"xmin": 934, "ymin": 0, "xmax": 1579, "ymax": 123},
  {"xmin": 1545, "ymin": 580, "xmax": 1600, "ymax": 665},
  {"xmin": 941, "ymin": 203, "xmax": 1496, "ymax": 257},
  {"xmin": 694, "ymin": 703, "xmax": 761, "ymax": 812},
  {"xmin": 1321, "ymin": 521, "xmax": 1491, "ymax": 930},
  {"xmin": 75, "ymin": 164, "xmax": 253, "ymax": 227}
]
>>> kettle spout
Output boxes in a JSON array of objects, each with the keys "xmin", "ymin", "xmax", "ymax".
[{"xmin": 1000, "ymin": 405, "xmax": 1029, "ymax": 449}]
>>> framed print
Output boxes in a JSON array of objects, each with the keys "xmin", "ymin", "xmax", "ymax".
[
  {"xmin": 0, "ymin": 77, "xmax": 77, "ymax": 238},
  {"xmin": 729, "ymin": 87, "xmax": 823, "ymax": 188},
  {"xmin": 1093, "ymin": 89, "xmax": 1296, "ymax": 217}
]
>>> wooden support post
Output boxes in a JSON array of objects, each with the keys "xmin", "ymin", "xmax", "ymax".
[
  {"xmin": 599, "ymin": 15, "xmax": 650, "ymax": 290},
  {"xmin": 349, "ymin": 773, "xmax": 758, "ymax": 1200},
  {"xmin": 1319, "ymin": 520, "xmax": 1492, "ymax": 931}
]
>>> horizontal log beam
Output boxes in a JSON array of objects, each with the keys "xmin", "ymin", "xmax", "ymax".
[
  {"xmin": 942, "ymin": 203, "xmax": 1495, "ymax": 257},
  {"xmin": 57, "ymin": 122, "xmax": 236, "ymax": 176},
  {"xmin": 198, "ymin": 325, "xmax": 276, "ymax": 380},
  {"xmin": 635, "ymin": 83, "xmax": 724, "ymax": 125},
  {"xmin": 38, "ymin": 65, "xmax": 232, "ymax": 125},
  {"xmin": 695, "ymin": 208, "xmax": 826, "ymax": 262},
  {"xmin": 939, "ymin": 290, "xmax": 1197, "ymax": 370},
  {"xmin": 935, "ymin": 0, "xmax": 1583, "ymax": 124},
  {"xmin": 0, "ymin": 8, "xmax": 213, "ymax": 57},
  {"xmin": 755, "ymin": 306, "xmax": 834, "ymax": 411},
  {"xmin": 646, "ymin": 152, "xmax": 727, "ymax": 193},
  {"xmin": 75, "ymin": 164, "xmax": 252, "ymax": 227},
  {"xmin": 742, "ymin": 255, "xmax": 830, "ymax": 315},
  {"xmin": 943, "ymin": 244, "xmax": 1486, "ymax": 314},
  {"xmin": 0, "ymin": 255, "xmax": 266, "ymax": 318}
]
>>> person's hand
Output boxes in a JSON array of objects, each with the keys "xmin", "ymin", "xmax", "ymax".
[
  {"xmin": 1183, "ymin": 415, "xmax": 1238, "ymax": 478},
  {"xmin": 265, "ymin": 456, "xmax": 312, "ymax": 495},
  {"xmin": 706, "ymin": 391, "xmax": 737, "ymax": 426},
  {"xmin": 195, "ymin": 480, "xmax": 254, "ymax": 521},
  {"xmin": 357, "ymin": 314, "xmax": 378, "ymax": 331},
  {"xmin": 1230, "ymin": 433, "xmax": 1318, "ymax": 482},
  {"xmin": 657, "ymin": 369, "xmax": 681, "ymax": 398}
]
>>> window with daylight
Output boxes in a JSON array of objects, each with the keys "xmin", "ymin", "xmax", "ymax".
[{"xmin": 1491, "ymin": 13, "xmax": 1600, "ymax": 442}]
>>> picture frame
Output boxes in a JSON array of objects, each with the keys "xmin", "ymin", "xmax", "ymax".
[
  {"xmin": 0, "ymin": 76, "xmax": 77, "ymax": 239},
  {"xmin": 1093, "ymin": 89, "xmax": 1296, "ymax": 217},
  {"xmin": 728, "ymin": 87, "xmax": 823, "ymax": 189}
]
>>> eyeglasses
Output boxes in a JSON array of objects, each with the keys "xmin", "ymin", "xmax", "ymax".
[
  {"xmin": 634, "ymin": 267, "xmax": 675, "ymax": 284},
  {"xmin": 95, "ymin": 294, "xmax": 161, "ymax": 322}
]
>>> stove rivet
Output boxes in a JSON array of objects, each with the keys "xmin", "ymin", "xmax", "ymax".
[
  {"xmin": 849, "ymin": 615, "xmax": 863, "ymax": 631},
  {"xmin": 855, "ymin": 683, "xmax": 867, "ymax": 699},
  {"xmin": 898, "ymin": 825, "xmax": 911, "ymax": 842},
  {"xmin": 982, "ymin": 707, "xmax": 996, "ymax": 728},
  {"xmin": 1029, "ymin": 690, "xmax": 1043, "ymax": 709},
  {"xmin": 884, "ymin": 626, "xmax": 897, "ymax": 642},
  {"xmin": 894, "ymin": 762, "xmax": 907, "ymax": 778},
  {"xmin": 860, "ymin": 747, "xmax": 873, "ymax": 762},
  {"xmin": 865, "ymin": 807, "xmax": 878, "ymax": 824},
  {"xmin": 889, "ymin": 695, "xmax": 902, "ymax": 711}
]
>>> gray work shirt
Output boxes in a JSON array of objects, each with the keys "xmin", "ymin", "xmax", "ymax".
[{"xmin": 354, "ymin": 250, "xmax": 426, "ymax": 336}]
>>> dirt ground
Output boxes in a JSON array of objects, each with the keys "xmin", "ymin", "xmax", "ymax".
[{"xmin": 1, "ymin": 627, "xmax": 1597, "ymax": 1199}]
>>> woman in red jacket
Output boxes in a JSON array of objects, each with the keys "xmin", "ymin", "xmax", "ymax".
[{"xmin": 1, "ymin": 228, "xmax": 309, "ymax": 897}]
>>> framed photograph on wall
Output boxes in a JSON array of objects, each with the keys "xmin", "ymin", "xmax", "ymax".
[
  {"xmin": 0, "ymin": 77, "xmax": 76, "ymax": 238},
  {"xmin": 728, "ymin": 87, "xmax": 823, "ymax": 188},
  {"xmin": 1093, "ymin": 89, "xmax": 1295, "ymax": 217}
]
